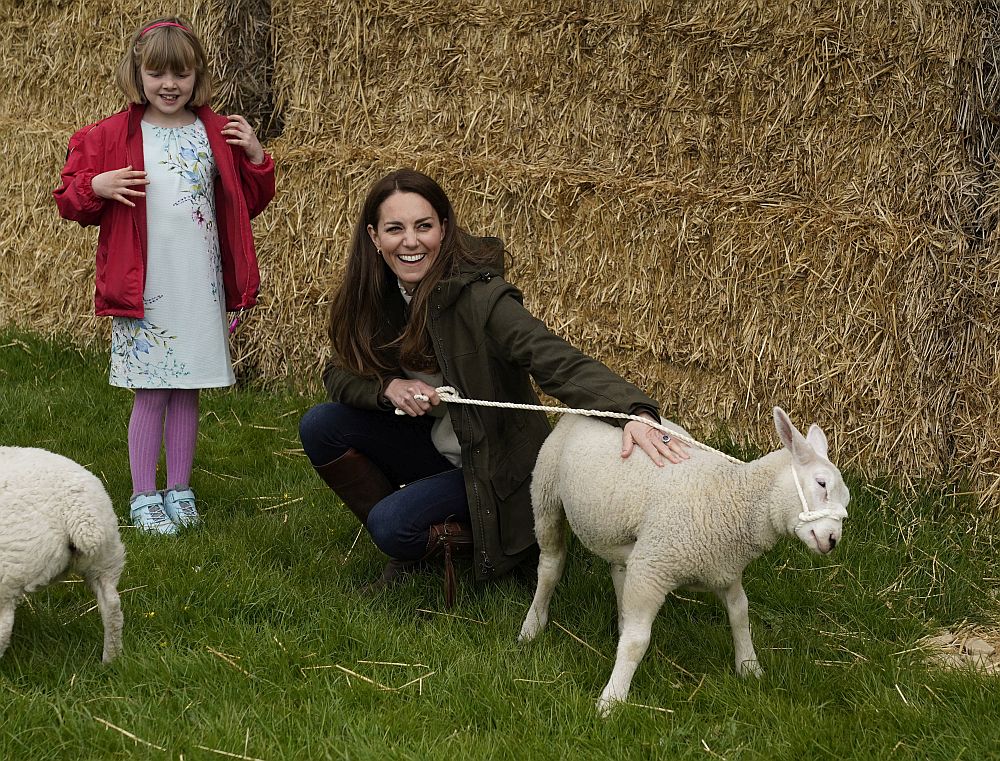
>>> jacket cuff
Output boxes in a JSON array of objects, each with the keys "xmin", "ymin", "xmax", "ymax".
[
  {"xmin": 377, "ymin": 377, "xmax": 402, "ymax": 411},
  {"xmin": 618, "ymin": 403, "xmax": 660, "ymax": 430},
  {"xmin": 79, "ymin": 172, "xmax": 104, "ymax": 213},
  {"xmin": 244, "ymin": 151, "xmax": 274, "ymax": 173}
]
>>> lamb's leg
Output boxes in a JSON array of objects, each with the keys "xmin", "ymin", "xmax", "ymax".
[
  {"xmin": 518, "ymin": 526, "xmax": 567, "ymax": 642},
  {"xmin": 609, "ymin": 563, "xmax": 626, "ymax": 634},
  {"xmin": 0, "ymin": 601, "xmax": 15, "ymax": 659},
  {"xmin": 716, "ymin": 579, "xmax": 762, "ymax": 677},
  {"xmin": 87, "ymin": 570, "xmax": 124, "ymax": 663},
  {"xmin": 597, "ymin": 567, "xmax": 669, "ymax": 716}
]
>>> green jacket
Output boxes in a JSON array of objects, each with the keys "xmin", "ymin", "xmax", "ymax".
[{"xmin": 323, "ymin": 239, "xmax": 659, "ymax": 579}]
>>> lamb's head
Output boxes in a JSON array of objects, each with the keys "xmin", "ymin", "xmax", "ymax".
[{"xmin": 773, "ymin": 406, "xmax": 850, "ymax": 555}]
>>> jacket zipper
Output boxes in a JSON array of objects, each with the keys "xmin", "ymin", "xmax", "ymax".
[{"xmin": 431, "ymin": 287, "xmax": 494, "ymax": 578}]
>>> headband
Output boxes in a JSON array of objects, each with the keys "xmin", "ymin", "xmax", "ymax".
[{"xmin": 140, "ymin": 21, "xmax": 190, "ymax": 37}]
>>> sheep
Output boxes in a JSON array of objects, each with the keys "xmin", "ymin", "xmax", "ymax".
[
  {"xmin": 0, "ymin": 446, "xmax": 125, "ymax": 663},
  {"xmin": 518, "ymin": 407, "xmax": 850, "ymax": 715}
]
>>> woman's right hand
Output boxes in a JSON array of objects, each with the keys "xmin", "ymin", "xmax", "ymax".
[
  {"xmin": 384, "ymin": 378, "xmax": 441, "ymax": 417},
  {"xmin": 91, "ymin": 165, "xmax": 148, "ymax": 207}
]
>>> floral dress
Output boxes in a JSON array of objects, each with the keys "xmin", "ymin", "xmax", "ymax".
[{"xmin": 110, "ymin": 118, "xmax": 234, "ymax": 388}]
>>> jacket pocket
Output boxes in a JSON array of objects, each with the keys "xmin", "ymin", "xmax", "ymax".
[{"xmin": 490, "ymin": 436, "xmax": 540, "ymax": 555}]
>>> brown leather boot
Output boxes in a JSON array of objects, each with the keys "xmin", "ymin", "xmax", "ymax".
[
  {"xmin": 363, "ymin": 521, "xmax": 473, "ymax": 602},
  {"xmin": 424, "ymin": 520, "xmax": 474, "ymax": 609},
  {"xmin": 312, "ymin": 448, "xmax": 395, "ymax": 525},
  {"xmin": 360, "ymin": 557, "xmax": 425, "ymax": 595}
]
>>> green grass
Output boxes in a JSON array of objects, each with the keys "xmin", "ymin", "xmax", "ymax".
[{"xmin": 1, "ymin": 329, "xmax": 998, "ymax": 760}]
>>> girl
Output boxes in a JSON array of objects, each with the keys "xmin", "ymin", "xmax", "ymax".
[{"xmin": 54, "ymin": 16, "xmax": 275, "ymax": 535}]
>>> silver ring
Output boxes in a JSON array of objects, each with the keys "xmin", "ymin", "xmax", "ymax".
[{"xmin": 661, "ymin": 434, "xmax": 671, "ymax": 444}]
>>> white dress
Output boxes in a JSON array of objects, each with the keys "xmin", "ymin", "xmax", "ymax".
[{"xmin": 109, "ymin": 118, "xmax": 234, "ymax": 389}]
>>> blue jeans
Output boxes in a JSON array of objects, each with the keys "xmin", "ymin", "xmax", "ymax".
[{"xmin": 299, "ymin": 402, "xmax": 470, "ymax": 560}]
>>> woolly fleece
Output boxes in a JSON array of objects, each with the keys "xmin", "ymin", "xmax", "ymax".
[{"xmin": 0, "ymin": 446, "xmax": 125, "ymax": 662}]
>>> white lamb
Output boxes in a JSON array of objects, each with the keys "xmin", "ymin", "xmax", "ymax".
[
  {"xmin": 518, "ymin": 407, "xmax": 850, "ymax": 714},
  {"xmin": 0, "ymin": 447, "xmax": 125, "ymax": 662}
]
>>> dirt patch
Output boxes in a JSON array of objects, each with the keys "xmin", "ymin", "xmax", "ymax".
[{"xmin": 921, "ymin": 626, "xmax": 1000, "ymax": 674}]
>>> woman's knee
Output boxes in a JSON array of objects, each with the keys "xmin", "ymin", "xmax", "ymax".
[
  {"xmin": 367, "ymin": 500, "xmax": 426, "ymax": 560},
  {"xmin": 366, "ymin": 504, "xmax": 404, "ymax": 557},
  {"xmin": 298, "ymin": 402, "xmax": 352, "ymax": 464}
]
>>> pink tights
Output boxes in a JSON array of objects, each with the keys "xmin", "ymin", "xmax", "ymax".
[{"xmin": 128, "ymin": 389, "xmax": 200, "ymax": 494}]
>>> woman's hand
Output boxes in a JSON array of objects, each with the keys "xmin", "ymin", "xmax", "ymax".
[
  {"xmin": 621, "ymin": 415, "xmax": 689, "ymax": 467},
  {"xmin": 384, "ymin": 378, "xmax": 441, "ymax": 417},
  {"xmin": 91, "ymin": 165, "xmax": 148, "ymax": 207},
  {"xmin": 222, "ymin": 115, "xmax": 265, "ymax": 164}
]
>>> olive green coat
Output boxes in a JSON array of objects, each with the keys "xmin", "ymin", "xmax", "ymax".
[{"xmin": 323, "ymin": 240, "xmax": 659, "ymax": 579}]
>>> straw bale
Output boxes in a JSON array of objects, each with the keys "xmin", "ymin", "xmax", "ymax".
[{"xmin": 2, "ymin": 0, "xmax": 999, "ymax": 510}]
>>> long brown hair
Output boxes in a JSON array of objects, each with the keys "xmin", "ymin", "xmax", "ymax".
[{"xmin": 328, "ymin": 169, "xmax": 493, "ymax": 378}]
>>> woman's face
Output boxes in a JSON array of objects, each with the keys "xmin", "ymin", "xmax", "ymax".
[{"xmin": 368, "ymin": 192, "xmax": 446, "ymax": 295}]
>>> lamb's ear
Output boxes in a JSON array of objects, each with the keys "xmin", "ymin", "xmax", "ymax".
[
  {"xmin": 806, "ymin": 424, "xmax": 828, "ymax": 459},
  {"xmin": 773, "ymin": 406, "xmax": 815, "ymax": 463}
]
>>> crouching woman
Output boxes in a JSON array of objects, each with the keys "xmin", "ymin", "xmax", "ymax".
[{"xmin": 299, "ymin": 169, "xmax": 686, "ymax": 602}]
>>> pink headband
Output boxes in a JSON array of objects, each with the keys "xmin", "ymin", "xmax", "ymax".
[{"xmin": 140, "ymin": 21, "xmax": 190, "ymax": 37}]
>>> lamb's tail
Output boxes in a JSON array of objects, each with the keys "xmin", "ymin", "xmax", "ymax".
[{"xmin": 62, "ymin": 474, "xmax": 120, "ymax": 559}]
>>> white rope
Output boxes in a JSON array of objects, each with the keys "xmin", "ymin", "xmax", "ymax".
[
  {"xmin": 790, "ymin": 465, "xmax": 842, "ymax": 525},
  {"xmin": 399, "ymin": 386, "xmax": 741, "ymax": 463},
  {"xmin": 398, "ymin": 385, "xmax": 836, "ymax": 525}
]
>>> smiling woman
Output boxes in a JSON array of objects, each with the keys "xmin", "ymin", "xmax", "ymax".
[
  {"xmin": 298, "ymin": 169, "xmax": 688, "ymax": 607},
  {"xmin": 367, "ymin": 192, "xmax": 445, "ymax": 295}
]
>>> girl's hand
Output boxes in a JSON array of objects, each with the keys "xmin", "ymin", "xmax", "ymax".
[
  {"xmin": 91, "ymin": 166, "xmax": 148, "ymax": 207},
  {"xmin": 384, "ymin": 378, "xmax": 441, "ymax": 417},
  {"xmin": 222, "ymin": 115, "xmax": 264, "ymax": 165},
  {"xmin": 621, "ymin": 416, "xmax": 689, "ymax": 467}
]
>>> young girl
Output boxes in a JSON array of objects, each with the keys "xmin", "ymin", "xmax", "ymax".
[{"xmin": 54, "ymin": 16, "xmax": 275, "ymax": 535}]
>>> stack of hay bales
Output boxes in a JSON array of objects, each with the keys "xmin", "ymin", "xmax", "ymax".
[{"xmin": 2, "ymin": 1, "xmax": 997, "ymax": 510}]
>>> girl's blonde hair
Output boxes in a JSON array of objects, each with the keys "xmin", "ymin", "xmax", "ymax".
[{"xmin": 115, "ymin": 16, "xmax": 213, "ymax": 106}]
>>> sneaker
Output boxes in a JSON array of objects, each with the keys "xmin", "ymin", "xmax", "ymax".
[
  {"xmin": 163, "ymin": 485, "xmax": 200, "ymax": 527},
  {"xmin": 130, "ymin": 492, "xmax": 178, "ymax": 535}
]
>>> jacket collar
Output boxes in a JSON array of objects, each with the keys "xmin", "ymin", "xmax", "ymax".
[
  {"xmin": 126, "ymin": 103, "xmax": 144, "ymax": 138},
  {"xmin": 432, "ymin": 236, "xmax": 506, "ymax": 309},
  {"xmin": 125, "ymin": 102, "xmax": 215, "ymax": 134}
]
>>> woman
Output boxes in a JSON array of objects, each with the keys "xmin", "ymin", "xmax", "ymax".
[{"xmin": 299, "ymin": 169, "xmax": 686, "ymax": 602}]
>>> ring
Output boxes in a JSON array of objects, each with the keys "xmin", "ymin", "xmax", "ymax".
[{"xmin": 661, "ymin": 434, "xmax": 671, "ymax": 444}]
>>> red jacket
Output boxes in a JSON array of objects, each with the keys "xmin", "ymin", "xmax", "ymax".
[{"xmin": 53, "ymin": 104, "xmax": 275, "ymax": 317}]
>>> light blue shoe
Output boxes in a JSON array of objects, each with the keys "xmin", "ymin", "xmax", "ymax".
[
  {"xmin": 163, "ymin": 485, "xmax": 200, "ymax": 527},
  {"xmin": 130, "ymin": 492, "xmax": 178, "ymax": 535}
]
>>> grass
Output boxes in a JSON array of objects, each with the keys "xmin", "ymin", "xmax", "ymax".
[{"xmin": 1, "ymin": 328, "xmax": 998, "ymax": 761}]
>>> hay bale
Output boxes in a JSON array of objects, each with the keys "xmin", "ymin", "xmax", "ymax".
[{"xmin": 2, "ymin": 0, "xmax": 998, "ymax": 509}]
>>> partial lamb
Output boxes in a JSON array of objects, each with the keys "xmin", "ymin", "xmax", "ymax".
[
  {"xmin": 0, "ymin": 447, "xmax": 125, "ymax": 662},
  {"xmin": 519, "ymin": 407, "xmax": 850, "ymax": 714}
]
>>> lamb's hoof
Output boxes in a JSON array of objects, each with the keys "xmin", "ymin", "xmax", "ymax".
[
  {"xmin": 737, "ymin": 659, "xmax": 763, "ymax": 678},
  {"xmin": 596, "ymin": 695, "xmax": 619, "ymax": 718},
  {"xmin": 517, "ymin": 611, "xmax": 546, "ymax": 643},
  {"xmin": 102, "ymin": 647, "xmax": 122, "ymax": 664},
  {"xmin": 517, "ymin": 623, "xmax": 539, "ymax": 643}
]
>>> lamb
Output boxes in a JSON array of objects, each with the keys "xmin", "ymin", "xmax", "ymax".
[
  {"xmin": 0, "ymin": 447, "xmax": 125, "ymax": 663},
  {"xmin": 518, "ymin": 407, "xmax": 850, "ymax": 714}
]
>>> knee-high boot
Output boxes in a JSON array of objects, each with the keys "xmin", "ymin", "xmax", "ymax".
[
  {"xmin": 312, "ymin": 449, "xmax": 417, "ymax": 587},
  {"xmin": 312, "ymin": 448, "xmax": 395, "ymax": 525}
]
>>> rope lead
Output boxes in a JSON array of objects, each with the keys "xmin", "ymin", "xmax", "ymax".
[{"xmin": 398, "ymin": 386, "xmax": 836, "ymax": 525}]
